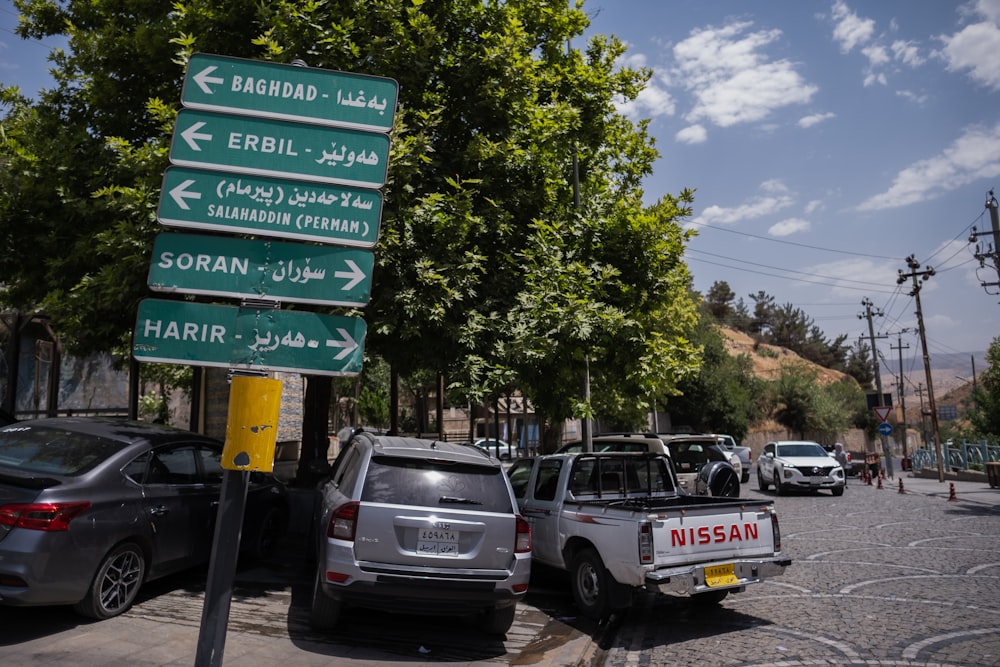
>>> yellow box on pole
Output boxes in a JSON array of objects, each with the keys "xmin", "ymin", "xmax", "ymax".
[{"xmin": 222, "ymin": 375, "xmax": 283, "ymax": 471}]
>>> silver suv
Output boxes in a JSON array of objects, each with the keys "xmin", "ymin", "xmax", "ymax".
[{"xmin": 310, "ymin": 431, "xmax": 532, "ymax": 635}]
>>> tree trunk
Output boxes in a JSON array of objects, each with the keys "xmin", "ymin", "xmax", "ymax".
[{"xmin": 295, "ymin": 374, "xmax": 332, "ymax": 486}]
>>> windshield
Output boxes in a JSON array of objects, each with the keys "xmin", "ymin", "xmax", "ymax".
[{"xmin": 776, "ymin": 443, "xmax": 827, "ymax": 458}]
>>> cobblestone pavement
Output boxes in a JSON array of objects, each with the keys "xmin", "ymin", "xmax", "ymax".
[{"xmin": 600, "ymin": 475, "xmax": 1000, "ymax": 667}]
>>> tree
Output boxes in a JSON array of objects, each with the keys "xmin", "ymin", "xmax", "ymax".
[
  {"xmin": 704, "ymin": 281, "xmax": 735, "ymax": 324},
  {"xmin": 969, "ymin": 336, "xmax": 1000, "ymax": 440},
  {"xmin": 767, "ymin": 362, "xmax": 819, "ymax": 439},
  {"xmin": 664, "ymin": 308, "xmax": 764, "ymax": 441},
  {"xmin": 3, "ymin": 0, "xmax": 700, "ymax": 449}
]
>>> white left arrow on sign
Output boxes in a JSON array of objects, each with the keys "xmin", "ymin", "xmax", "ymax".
[
  {"xmin": 325, "ymin": 328, "xmax": 359, "ymax": 360},
  {"xmin": 193, "ymin": 65, "xmax": 224, "ymax": 94},
  {"xmin": 181, "ymin": 122, "xmax": 213, "ymax": 151},
  {"xmin": 168, "ymin": 179, "xmax": 202, "ymax": 210}
]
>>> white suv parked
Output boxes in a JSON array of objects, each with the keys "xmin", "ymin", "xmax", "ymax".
[{"xmin": 310, "ymin": 431, "xmax": 532, "ymax": 635}]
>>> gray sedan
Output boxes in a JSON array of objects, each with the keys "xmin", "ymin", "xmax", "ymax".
[{"xmin": 0, "ymin": 417, "xmax": 288, "ymax": 619}]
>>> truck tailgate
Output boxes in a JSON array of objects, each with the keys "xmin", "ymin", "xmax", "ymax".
[{"xmin": 650, "ymin": 502, "xmax": 777, "ymax": 565}]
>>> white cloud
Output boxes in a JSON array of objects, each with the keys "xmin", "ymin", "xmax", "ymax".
[
  {"xmin": 760, "ymin": 179, "xmax": 790, "ymax": 194},
  {"xmin": 798, "ymin": 111, "xmax": 835, "ymax": 128},
  {"xmin": 891, "ymin": 40, "xmax": 924, "ymax": 67},
  {"xmin": 768, "ymin": 218, "xmax": 811, "ymax": 237},
  {"xmin": 813, "ymin": 258, "xmax": 898, "ymax": 296},
  {"xmin": 831, "ymin": 0, "xmax": 876, "ymax": 53},
  {"xmin": 617, "ymin": 77, "xmax": 676, "ymax": 120},
  {"xmin": 895, "ymin": 89, "xmax": 929, "ymax": 105},
  {"xmin": 675, "ymin": 124, "xmax": 707, "ymax": 144},
  {"xmin": 937, "ymin": 5, "xmax": 1000, "ymax": 91},
  {"xmin": 672, "ymin": 21, "xmax": 817, "ymax": 129},
  {"xmin": 804, "ymin": 199, "xmax": 824, "ymax": 215},
  {"xmin": 857, "ymin": 121, "xmax": 1000, "ymax": 211},
  {"xmin": 830, "ymin": 2, "xmax": 926, "ymax": 86},
  {"xmin": 693, "ymin": 194, "xmax": 795, "ymax": 225}
]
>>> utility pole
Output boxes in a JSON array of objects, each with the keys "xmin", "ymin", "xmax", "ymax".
[
  {"xmin": 890, "ymin": 329, "xmax": 911, "ymax": 460},
  {"xmin": 897, "ymin": 255, "xmax": 944, "ymax": 482},
  {"xmin": 859, "ymin": 298, "xmax": 892, "ymax": 477},
  {"xmin": 969, "ymin": 190, "xmax": 1000, "ymax": 294}
]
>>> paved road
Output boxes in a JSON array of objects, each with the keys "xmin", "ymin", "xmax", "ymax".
[
  {"xmin": 601, "ymin": 473, "xmax": 1000, "ymax": 667},
  {"xmin": 2, "ymin": 473, "xmax": 996, "ymax": 666}
]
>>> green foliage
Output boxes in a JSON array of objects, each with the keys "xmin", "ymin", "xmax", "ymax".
[
  {"xmin": 664, "ymin": 310, "xmax": 764, "ymax": 441},
  {"xmin": 969, "ymin": 336, "xmax": 1000, "ymax": 439},
  {"xmin": 2, "ymin": 0, "xmax": 703, "ymax": 441},
  {"xmin": 702, "ymin": 285, "xmax": 849, "ymax": 373}
]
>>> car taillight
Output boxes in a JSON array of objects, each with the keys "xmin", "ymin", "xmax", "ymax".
[
  {"xmin": 515, "ymin": 515, "xmax": 531, "ymax": 553},
  {"xmin": 327, "ymin": 501, "xmax": 359, "ymax": 541},
  {"xmin": 639, "ymin": 521, "xmax": 653, "ymax": 563},
  {"xmin": 0, "ymin": 502, "xmax": 92, "ymax": 531},
  {"xmin": 771, "ymin": 512, "xmax": 782, "ymax": 553}
]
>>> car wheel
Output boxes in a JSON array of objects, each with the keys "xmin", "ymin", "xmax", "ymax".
[
  {"xmin": 481, "ymin": 604, "xmax": 517, "ymax": 635},
  {"xmin": 309, "ymin": 569, "xmax": 342, "ymax": 631},
  {"xmin": 248, "ymin": 505, "xmax": 287, "ymax": 561},
  {"xmin": 832, "ymin": 486, "xmax": 845, "ymax": 497},
  {"xmin": 773, "ymin": 470, "xmax": 783, "ymax": 495},
  {"xmin": 741, "ymin": 472, "xmax": 750, "ymax": 484},
  {"xmin": 757, "ymin": 468, "xmax": 769, "ymax": 491},
  {"xmin": 73, "ymin": 542, "xmax": 145, "ymax": 620},
  {"xmin": 570, "ymin": 548, "xmax": 611, "ymax": 620}
]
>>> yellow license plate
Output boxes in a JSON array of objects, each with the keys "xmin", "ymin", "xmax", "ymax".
[{"xmin": 705, "ymin": 563, "xmax": 739, "ymax": 587}]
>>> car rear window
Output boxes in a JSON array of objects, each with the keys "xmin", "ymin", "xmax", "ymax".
[
  {"xmin": 361, "ymin": 456, "xmax": 514, "ymax": 514},
  {"xmin": 0, "ymin": 425, "xmax": 128, "ymax": 476}
]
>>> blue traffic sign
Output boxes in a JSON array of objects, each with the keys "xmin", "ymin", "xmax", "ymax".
[{"xmin": 878, "ymin": 422, "xmax": 893, "ymax": 436}]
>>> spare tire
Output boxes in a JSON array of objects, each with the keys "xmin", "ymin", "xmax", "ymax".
[{"xmin": 698, "ymin": 460, "xmax": 741, "ymax": 498}]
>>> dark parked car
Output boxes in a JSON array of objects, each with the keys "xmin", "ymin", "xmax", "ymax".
[
  {"xmin": 0, "ymin": 417, "xmax": 289, "ymax": 619},
  {"xmin": 311, "ymin": 430, "xmax": 532, "ymax": 635}
]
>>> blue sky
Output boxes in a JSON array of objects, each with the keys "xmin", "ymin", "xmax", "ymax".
[
  {"xmin": 582, "ymin": 0, "xmax": 1000, "ymax": 387},
  {"xmin": 2, "ymin": 1, "xmax": 999, "ymax": 389}
]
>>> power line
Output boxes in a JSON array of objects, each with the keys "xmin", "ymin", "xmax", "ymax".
[{"xmin": 688, "ymin": 220, "xmax": 902, "ymax": 260}]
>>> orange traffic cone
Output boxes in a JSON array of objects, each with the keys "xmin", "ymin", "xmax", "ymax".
[
  {"xmin": 898, "ymin": 479, "xmax": 905, "ymax": 494},
  {"xmin": 877, "ymin": 475, "xmax": 883, "ymax": 490},
  {"xmin": 948, "ymin": 482, "xmax": 957, "ymax": 501}
]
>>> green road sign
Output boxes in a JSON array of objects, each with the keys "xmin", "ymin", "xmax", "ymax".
[
  {"xmin": 181, "ymin": 53, "xmax": 397, "ymax": 133},
  {"xmin": 133, "ymin": 299, "xmax": 365, "ymax": 376},
  {"xmin": 148, "ymin": 232, "xmax": 373, "ymax": 306},
  {"xmin": 158, "ymin": 166, "xmax": 381, "ymax": 247},
  {"xmin": 169, "ymin": 109, "xmax": 390, "ymax": 188}
]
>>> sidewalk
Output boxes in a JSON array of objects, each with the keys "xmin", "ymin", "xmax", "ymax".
[{"xmin": 871, "ymin": 469, "xmax": 1000, "ymax": 508}]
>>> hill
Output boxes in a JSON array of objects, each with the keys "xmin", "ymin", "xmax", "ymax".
[{"xmin": 719, "ymin": 327, "xmax": 849, "ymax": 385}]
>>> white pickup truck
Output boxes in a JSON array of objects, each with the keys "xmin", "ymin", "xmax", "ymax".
[{"xmin": 506, "ymin": 451, "xmax": 790, "ymax": 618}]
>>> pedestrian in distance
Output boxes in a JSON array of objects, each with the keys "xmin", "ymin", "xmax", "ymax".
[{"xmin": 833, "ymin": 442, "xmax": 849, "ymax": 486}]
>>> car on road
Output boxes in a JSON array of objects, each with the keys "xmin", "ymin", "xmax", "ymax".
[
  {"xmin": 715, "ymin": 434, "xmax": 752, "ymax": 483},
  {"xmin": 556, "ymin": 433, "xmax": 741, "ymax": 497},
  {"xmin": 757, "ymin": 440, "xmax": 846, "ymax": 496},
  {"xmin": 310, "ymin": 430, "xmax": 532, "ymax": 635},
  {"xmin": 473, "ymin": 437, "xmax": 515, "ymax": 460},
  {"xmin": 0, "ymin": 417, "xmax": 289, "ymax": 619}
]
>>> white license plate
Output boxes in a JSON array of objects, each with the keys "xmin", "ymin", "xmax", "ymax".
[
  {"xmin": 810, "ymin": 476, "xmax": 824, "ymax": 485},
  {"xmin": 417, "ymin": 528, "xmax": 459, "ymax": 556}
]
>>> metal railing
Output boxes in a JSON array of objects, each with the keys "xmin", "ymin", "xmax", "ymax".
[{"xmin": 910, "ymin": 441, "xmax": 1000, "ymax": 471}]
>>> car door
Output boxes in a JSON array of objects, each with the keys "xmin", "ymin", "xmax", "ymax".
[
  {"xmin": 515, "ymin": 458, "xmax": 564, "ymax": 567},
  {"xmin": 139, "ymin": 444, "xmax": 221, "ymax": 573},
  {"xmin": 760, "ymin": 442, "xmax": 777, "ymax": 482}
]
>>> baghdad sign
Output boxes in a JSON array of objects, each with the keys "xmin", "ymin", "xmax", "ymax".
[
  {"xmin": 147, "ymin": 232, "xmax": 374, "ymax": 307},
  {"xmin": 157, "ymin": 166, "xmax": 382, "ymax": 247},
  {"xmin": 169, "ymin": 109, "xmax": 390, "ymax": 188},
  {"xmin": 181, "ymin": 53, "xmax": 397, "ymax": 133},
  {"xmin": 133, "ymin": 298, "xmax": 366, "ymax": 376}
]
